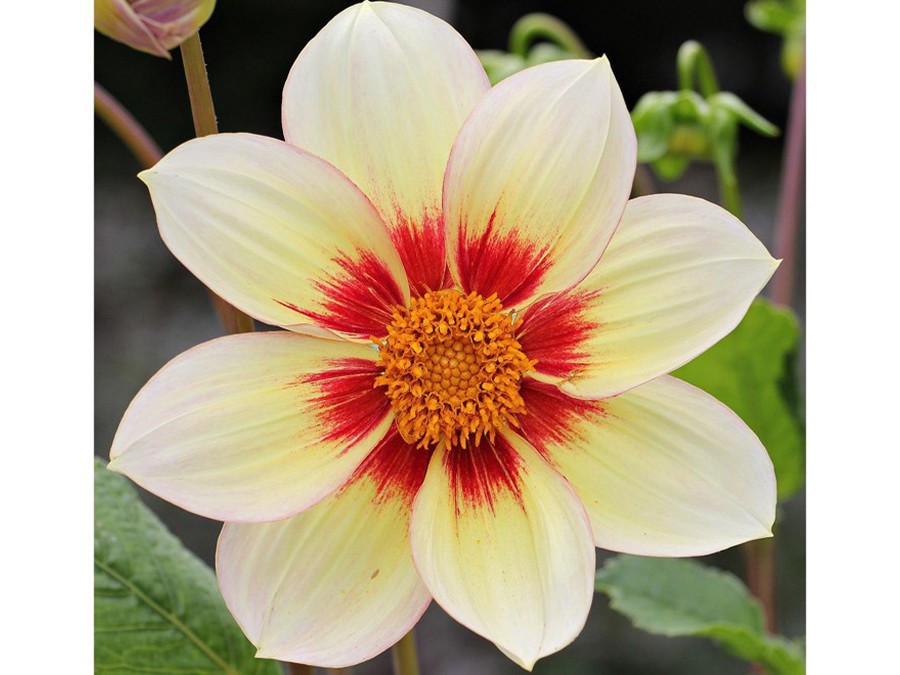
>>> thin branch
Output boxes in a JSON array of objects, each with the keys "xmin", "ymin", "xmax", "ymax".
[
  {"xmin": 770, "ymin": 59, "xmax": 806, "ymax": 307},
  {"xmin": 94, "ymin": 82, "xmax": 162, "ymax": 169},
  {"xmin": 391, "ymin": 630, "xmax": 421, "ymax": 675},
  {"xmin": 179, "ymin": 32, "xmax": 255, "ymax": 334}
]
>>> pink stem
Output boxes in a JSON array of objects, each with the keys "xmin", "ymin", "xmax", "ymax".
[
  {"xmin": 770, "ymin": 59, "xmax": 806, "ymax": 307},
  {"xmin": 94, "ymin": 82, "xmax": 163, "ymax": 169}
]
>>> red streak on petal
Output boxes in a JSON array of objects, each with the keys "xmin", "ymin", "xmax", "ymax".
[
  {"xmin": 297, "ymin": 358, "xmax": 390, "ymax": 449},
  {"xmin": 518, "ymin": 379, "xmax": 606, "ymax": 461},
  {"xmin": 455, "ymin": 210, "xmax": 552, "ymax": 307},
  {"xmin": 390, "ymin": 210, "xmax": 451, "ymax": 297},
  {"xmin": 445, "ymin": 435, "xmax": 523, "ymax": 514},
  {"xmin": 350, "ymin": 427, "xmax": 433, "ymax": 508},
  {"xmin": 275, "ymin": 250, "xmax": 405, "ymax": 337},
  {"xmin": 517, "ymin": 288, "xmax": 603, "ymax": 380}
]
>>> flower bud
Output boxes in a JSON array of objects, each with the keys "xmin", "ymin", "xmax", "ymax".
[
  {"xmin": 94, "ymin": 0, "xmax": 216, "ymax": 58},
  {"xmin": 631, "ymin": 41, "xmax": 778, "ymax": 182},
  {"xmin": 477, "ymin": 13, "xmax": 590, "ymax": 84}
]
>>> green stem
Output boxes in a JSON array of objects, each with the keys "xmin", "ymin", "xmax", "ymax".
[
  {"xmin": 508, "ymin": 13, "xmax": 591, "ymax": 58},
  {"xmin": 714, "ymin": 159, "xmax": 743, "ymax": 219},
  {"xmin": 677, "ymin": 41, "xmax": 720, "ymax": 98},
  {"xmin": 391, "ymin": 630, "xmax": 421, "ymax": 675},
  {"xmin": 180, "ymin": 32, "xmax": 219, "ymax": 137},
  {"xmin": 179, "ymin": 32, "xmax": 255, "ymax": 335},
  {"xmin": 94, "ymin": 82, "xmax": 163, "ymax": 169}
]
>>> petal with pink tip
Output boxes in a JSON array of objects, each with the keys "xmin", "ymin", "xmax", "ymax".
[
  {"xmin": 283, "ymin": 1, "xmax": 490, "ymax": 295},
  {"xmin": 109, "ymin": 332, "xmax": 393, "ymax": 522},
  {"xmin": 518, "ymin": 194, "xmax": 779, "ymax": 398},
  {"xmin": 410, "ymin": 433, "xmax": 595, "ymax": 671},
  {"xmin": 140, "ymin": 133, "xmax": 409, "ymax": 340},
  {"xmin": 217, "ymin": 430, "xmax": 432, "ymax": 667},
  {"xmin": 518, "ymin": 377, "xmax": 776, "ymax": 556},
  {"xmin": 444, "ymin": 57, "xmax": 636, "ymax": 308}
]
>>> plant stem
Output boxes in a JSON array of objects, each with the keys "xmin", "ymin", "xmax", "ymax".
[
  {"xmin": 180, "ymin": 32, "xmax": 219, "ymax": 137},
  {"xmin": 745, "ymin": 537, "xmax": 776, "ymax": 675},
  {"xmin": 391, "ymin": 630, "xmax": 421, "ymax": 675},
  {"xmin": 179, "ymin": 32, "xmax": 255, "ymax": 334},
  {"xmin": 715, "ymin": 160, "xmax": 743, "ymax": 219},
  {"xmin": 508, "ymin": 13, "xmax": 591, "ymax": 58},
  {"xmin": 677, "ymin": 41, "xmax": 720, "ymax": 98},
  {"xmin": 94, "ymin": 82, "xmax": 163, "ymax": 168},
  {"xmin": 745, "ymin": 538, "xmax": 776, "ymax": 631},
  {"xmin": 770, "ymin": 59, "xmax": 806, "ymax": 308}
]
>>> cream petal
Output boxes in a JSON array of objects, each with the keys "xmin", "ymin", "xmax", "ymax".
[
  {"xmin": 109, "ymin": 332, "xmax": 393, "ymax": 522},
  {"xmin": 139, "ymin": 132, "xmax": 409, "ymax": 340},
  {"xmin": 519, "ymin": 194, "xmax": 779, "ymax": 398},
  {"xmin": 444, "ymin": 57, "xmax": 636, "ymax": 308},
  {"xmin": 518, "ymin": 377, "xmax": 776, "ymax": 556},
  {"xmin": 409, "ymin": 434, "xmax": 595, "ymax": 670},
  {"xmin": 282, "ymin": 1, "xmax": 490, "ymax": 295},
  {"xmin": 217, "ymin": 429, "xmax": 432, "ymax": 667}
]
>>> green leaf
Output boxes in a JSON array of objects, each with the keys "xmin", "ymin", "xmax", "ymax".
[
  {"xmin": 631, "ymin": 93, "xmax": 676, "ymax": 163},
  {"xmin": 94, "ymin": 458, "xmax": 280, "ymax": 675},
  {"xmin": 711, "ymin": 92, "xmax": 780, "ymax": 137},
  {"xmin": 745, "ymin": 0, "xmax": 796, "ymax": 33},
  {"xmin": 672, "ymin": 299, "xmax": 805, "ymax": 500},
  {"xmin": 595, "ymin": 555, "xmax": 805, "ymax": 675}
]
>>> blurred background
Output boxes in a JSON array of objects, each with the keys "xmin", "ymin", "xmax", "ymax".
[{"xmin": 95, "ymin": 1, "xmax": 804, "ymax": 672}]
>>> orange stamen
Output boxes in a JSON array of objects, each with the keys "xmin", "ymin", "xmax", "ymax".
[{"xmin": 374, "ymin": 290, "xmax": 535, "ymax": 449}]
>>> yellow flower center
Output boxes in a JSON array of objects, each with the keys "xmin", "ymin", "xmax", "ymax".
[{"xmin": 375, "ymin": 290, "xmax": 535, "ymax": 449}]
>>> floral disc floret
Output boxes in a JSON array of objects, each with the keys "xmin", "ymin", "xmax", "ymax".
[{"xmin": 375, "ymin": 290, "xmax": 536, "ymax": 449}]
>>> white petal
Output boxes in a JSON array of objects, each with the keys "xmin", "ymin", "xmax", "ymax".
[
  {"xmin": 283, "ymin": 1, "xmax": 489, "ymax": 294},
  {"xmin": 217, "ymin": 430, "xmax": 432, "ymax": 667},
  {"xmin": 140, "ymin": 133, "xmax": 409, "ymax": 340},
  {"xmin": 109, "ymin": 332, "xmax": 392, "ymax": 522},
  {"xmin": 518, "ymin": 377, "xmax": 776, "ymax": 556},
  {"xmin": 519, "ymin": 194, "xmax": 779, "ymax": 398},
  {"xmin": 409, "ymin": 434, "xmax": 595, "ymax": 670},
  {"xmin": 444, "ymin": 58, "xmax": 636, "ymax": 308}
]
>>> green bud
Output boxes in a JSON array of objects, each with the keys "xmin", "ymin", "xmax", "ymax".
[
  {"xmin": 477, "ymin": 50, "xmax": 527, "ymax": 86},
  {"xmin": 632, "ymin": 93, "xmax": 678, "ymax": 163},
  {"xmin": 745, "ymin": 0, "xmax": 805, "ymax": 78},
  {"xmin": 632, "ymin": 40, "xmax": 777, "ymax": 188},
  {"xmin": 478, "ymin": 13, "xmax": 591, "ymax": 84},
  {"xmin": 524, "ymin": 43, "xmax": 573, "ymax": 67}
]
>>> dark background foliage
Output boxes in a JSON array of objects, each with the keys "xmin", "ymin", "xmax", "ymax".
[{"xmin": 95, "ymin": 1, "xmax": 804, "ymax": 672}]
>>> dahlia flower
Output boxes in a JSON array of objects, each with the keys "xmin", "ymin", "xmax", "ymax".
[
  {"xmin": 94, "ymin": 0, "xmax": 216, "ymax": 58},
  {"xmin": 109, "ymin": 1, "xmax": 777, "ymax": 669}
]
